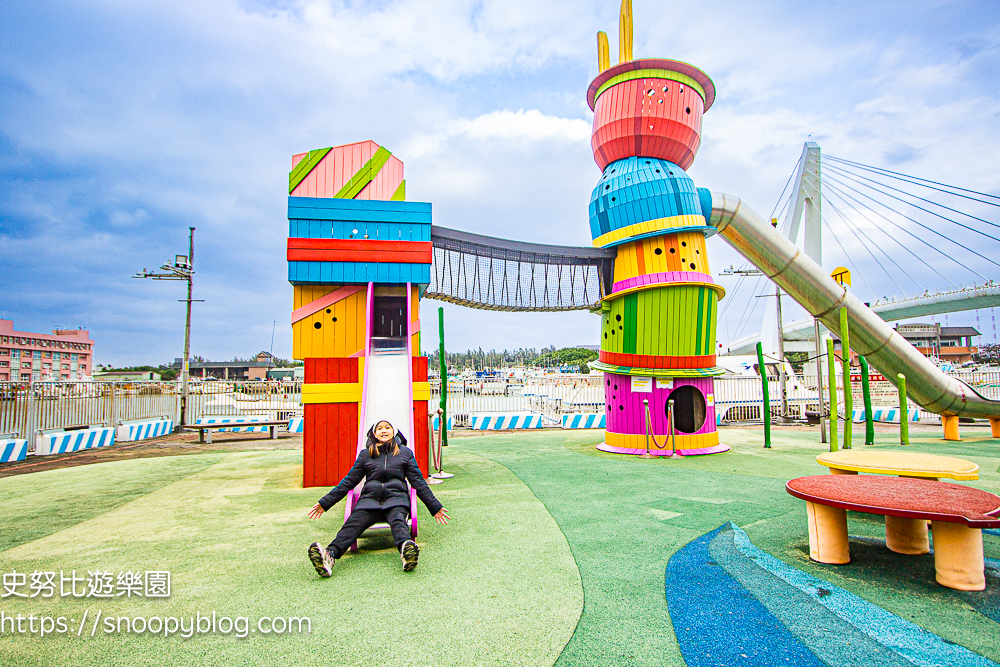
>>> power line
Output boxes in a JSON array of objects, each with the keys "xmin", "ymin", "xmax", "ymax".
[{"xmin": 826, "ymin": 155, "xmax": 1000, "ymax": 206}]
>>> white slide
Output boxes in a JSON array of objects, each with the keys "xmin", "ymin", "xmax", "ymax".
[{"xmin": 361, "ymin": 339, "xmax": 412, "ymax": 440}]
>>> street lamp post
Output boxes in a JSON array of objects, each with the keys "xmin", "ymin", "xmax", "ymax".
[{"xmin": 133, "ymin": 227, "xmax": 202, "ymax": 429}]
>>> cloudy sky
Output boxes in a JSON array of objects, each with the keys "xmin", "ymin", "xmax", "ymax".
[{"xmin": 2, "ymin": 0, "xmax": 1000, "ymax": 366}]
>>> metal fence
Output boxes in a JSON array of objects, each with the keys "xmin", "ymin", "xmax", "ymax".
[{"xmin": 0, "ymin": 380, "xmax": 303, "ymax": 442}]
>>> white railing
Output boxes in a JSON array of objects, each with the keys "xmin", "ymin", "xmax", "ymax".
[{"xmin": 0, "ymin": 380, "xmax": 303, "ymax": 446}]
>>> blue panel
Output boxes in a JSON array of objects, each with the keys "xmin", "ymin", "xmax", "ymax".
[
  {"xmin": 287, "ymin": 197, "xmax": 432, "ymax": 224},
  {"xmin": 288, "ymin": 262, "xmax": 429, "ymax": 285},
  {"xmin": 697, "ymin": 187, "xmax": 713, "ymax": 225}
]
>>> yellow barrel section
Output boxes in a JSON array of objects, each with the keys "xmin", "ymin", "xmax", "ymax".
[
  {"xmin": 292, "ymin": 285, "xmax": 368, "ymax": 359},
  {"xmin": 613, "ymin": 231, "xmax": 710, "ymax": 284}
]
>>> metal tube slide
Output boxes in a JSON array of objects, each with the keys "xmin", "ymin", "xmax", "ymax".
[{"xmin": 707, "ymin": 191, "xmax": 1000, "ymax": 419}]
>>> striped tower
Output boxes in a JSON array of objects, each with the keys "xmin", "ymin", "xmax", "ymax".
[
  {"xmin": 288, "ymin": 140, "xmax": 432, "ymax": 487},
  {"xmin": 588, "ymin": 1, "xmax": 729, "ymax": 456}
]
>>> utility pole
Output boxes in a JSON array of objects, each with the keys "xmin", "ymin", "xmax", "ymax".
[
  {"xmin": 775, "ymin": 286, "xmax": 790, "ymax": 422},
  {"xmin": 134, "ymin": 227, "xmax": 202, "ymax": 429}
]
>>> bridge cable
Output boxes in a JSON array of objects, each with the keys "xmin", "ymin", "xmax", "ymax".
[
  {"xmin": 820, "ymin": 213, "xmax": 876, "ymax": 298},
  {"xmin": 823, "ymin": 174, "xmax": 999, "ymax": 274},
  {"xmin": 825, "ymin": 163, "xmax": 1000, "ymax": 235},
  {"xmin": 823, "ymin": 179, "xmax": 973, "ymax": 284},
  {"xmin": 826, "ymin": 168, "xmax": 1000, "ymax": 245},
  {"xmin": 826, "ymin": 156, "xmax": 1000, "ymax": 207}
]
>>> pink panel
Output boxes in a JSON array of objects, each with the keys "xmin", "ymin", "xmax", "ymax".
[
  {"xmin": 292, "ymin": 153, "xmax": 307, "ymax": 169},
  {"xmin": 290, "ymin": 140, "xmax": 383, "ymax": 198}
]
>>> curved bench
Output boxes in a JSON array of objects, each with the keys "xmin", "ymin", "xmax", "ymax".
[
  {"xmin": 786, "ymin": 475, "xmax": 1000, "ymax": 591},
  {"xmin": 816, "ymin": 450, "xmax": 979, "ymax": 481}
]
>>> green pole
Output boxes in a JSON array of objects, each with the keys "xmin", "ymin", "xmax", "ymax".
[
  {"xmin": 897, "ymin": 373, "xmax": 910, "ymax": 446},
  {"xmin": 860, "ymin": 356, "xmax": 875, "ymax": 445},
  {"xmin": 827, "ymin": 338, "xmax": 839, "ymax": 452},
  {"xmin": 438, "ymin": 307, "xmax": 448, "ymax": 448},
  {"xmin": 840, "ymin": 307, "xmax": 852, "ymax": 449},
  {"xmin": 756, "ymin": 342, "xmax": 771, "ymax": 449}
]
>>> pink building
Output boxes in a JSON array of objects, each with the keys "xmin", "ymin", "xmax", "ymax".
[{"xmin": 0, "ymin": 320, "xmax": 95, "ymax": 382}]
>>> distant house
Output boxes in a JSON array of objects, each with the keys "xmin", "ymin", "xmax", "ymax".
[
  {"xmin": 94, "ymin": 370, "xmax": 161, "ymax": 381},
  {"xmin": 894, "ymin": 323, "xmax": 980, "ymax": 364},
  {"xmin": 169, "ymin": 351, "xmax": 277, "ymax": 381}
]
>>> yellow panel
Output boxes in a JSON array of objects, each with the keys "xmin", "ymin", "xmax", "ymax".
[
  {"xmin": 618, "ymin": 0, "xmax": 632, "ymax": 64},
  {"xmin": 302, "ymin": 383, "xmax": 363, "ymax": 403},
  {"xmin": 413, "ymin": 382, "xmax": 431, "ymax": 401},
  {"xmin": 292, "ymin": 286, "xmax": 368, "ymax": 360},
  {"xmin": 597, "ymin": 31, "xmax": 610, "ymax": 72}
]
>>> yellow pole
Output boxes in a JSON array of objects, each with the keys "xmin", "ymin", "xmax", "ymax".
[
  {"xmin": 597, "ymin": 31, "xmax": 610, "ymax": 72},
  {"xmin": 619, "ymin": 0, "xmax": 633, "ymax": 63}
]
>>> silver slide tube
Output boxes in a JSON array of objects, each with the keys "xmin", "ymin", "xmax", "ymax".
[{"xmin": 708, "ymin": 192, "xmax": 1000, "ymax": 419}]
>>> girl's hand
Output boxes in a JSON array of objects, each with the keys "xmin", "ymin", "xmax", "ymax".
[
  {"xmin": 307, "ymin": 503, "xmax": 325, "ymax": 520},
  {"xmin": 434, "ymin": 508, "xmax": 450, "ymax": 525}
]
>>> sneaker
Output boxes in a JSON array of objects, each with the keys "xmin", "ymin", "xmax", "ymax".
[
  {"xmin": 400, "ymin": 540, "xmax": 419, "ymax": 572},
  {"xmin": 308, "ymin": 542, "xmax": 333, "ymax": 578}
]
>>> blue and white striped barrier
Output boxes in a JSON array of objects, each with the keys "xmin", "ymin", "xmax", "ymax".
[
  {"xmin": 1, "ymin": 439, "xmax": 27, "ymax": 463},
  {"xmin": 470, "ymin": 412, "xmax": 545, "ymax": 430},
  {"xmin": 288, "ymin": 417, "xmax": 304, "ymax": 433},
  {"xmin": 561, "ymin": 413, "xmax": 606, "ymax": 429},
  {"xmin": 851, "ymin": 407, "xmax": 919, "ymax": 423},
  {"xmin": 117, "ymin": 418, "xmax": 174, "ymax": 442},
  {"xmin": 194, "ymin": 416, "xmax": 271, "ymax": 433},
  {"xmin": 35, "ymin": 427, "xmax": 115, "ymax": 456},
  {"xmin": 431, "ymin": 415, "xmax": 453, "ymax": 431}
]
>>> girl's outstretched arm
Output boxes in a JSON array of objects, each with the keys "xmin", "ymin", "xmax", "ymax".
[{"xmin": 402, "ymin": 451, "xmax": 445, "ymax": 517}]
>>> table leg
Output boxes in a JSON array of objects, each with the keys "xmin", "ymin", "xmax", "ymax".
[
  {"xmin": 270, "ymin": 425, "xmax": 277, "ymax": 440},
  {"xmin": 885, "ymin": 515, "xmax": 929, "ymax": 554},
  {"xmin": 806, "ymin": 502, "xmax": 850, "ymax": 564},
  {"xmin": 199, "ymin": 429, "xmax": 205, "ymax": 444},
  {"xmin": 931, "ymin": 521, "xmax": 984, "ymax": 591},
  {"xmin": 828, "ymin": 468, "xmax": 858, "ymax": 475},
  {"xmin": 206, "ymin": 428, "xmax": 212, "ymax": 444}
]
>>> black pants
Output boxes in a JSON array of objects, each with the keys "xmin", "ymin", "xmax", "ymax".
[{"xmin": 327, "ymin": 506, "xmax": 411, "ymax": 559}]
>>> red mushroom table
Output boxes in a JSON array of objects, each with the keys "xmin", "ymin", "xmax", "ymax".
[{"xmin": 786, "ymin": 475, "xmax": 1000, "ymax": 591}]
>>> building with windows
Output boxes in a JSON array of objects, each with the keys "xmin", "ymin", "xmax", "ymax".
[
  {"xmin": 894, "ymin": 323, "xmax": 980, "ymax": 364},
  {"xmin": 169, "ymin": 351, "xmax": 276, "ymax": 380},
  {"xmin": 0, "ymin": 320, "xmax": 95, "ymax": 382}
]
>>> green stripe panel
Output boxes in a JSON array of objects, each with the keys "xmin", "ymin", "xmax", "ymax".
[
  {"xmin": 623, "ymin": 293, "xmax": 638, "ymax": 354},
  {"xmin": 334, "ymin": 146, "xmax": 393, "ymax": 199},
  {"xmin": 595, "ymin": 69, "xmax": 707, "ymax": 105},
  {"xmin": 390, "ymin": 180, "xmax": 406, "ymax": 201},
  {"xmin": 695, "ymin": 287, "xmax": 705, "ymax": 356},
  {"xmin": 288, "ymin": 147, "xmax": 332, "ymax": 194}
]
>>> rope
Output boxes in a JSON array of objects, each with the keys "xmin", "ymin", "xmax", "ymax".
[{"xmin": 826, "ymin": 155, "xmax": 1000, "ymax": 206}]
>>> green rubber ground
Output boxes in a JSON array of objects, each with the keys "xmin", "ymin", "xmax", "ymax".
[
  {"xmin": 1, "ymin": 422, "xmax": 998, "ymax": 666},
  {"xmin": 0, "ymin": 449, "xmax": 581, "ymax": 666}
]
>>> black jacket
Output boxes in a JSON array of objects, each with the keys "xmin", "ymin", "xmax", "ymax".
[{"xmin": 318, "ymin": 443, "xmax": 443, "ymax": 516}]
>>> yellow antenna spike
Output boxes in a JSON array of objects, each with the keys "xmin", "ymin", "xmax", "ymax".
[
  {"xmin": 619, "ymin": 0, "xmax": 633, "ymax": 63},
  {"xmin": 597, "ymin": 31, "xmax": 610, "ymax": 72}
]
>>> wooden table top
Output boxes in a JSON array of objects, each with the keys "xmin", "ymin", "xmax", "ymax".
[
  {"xmin": 786, "ymin": 475, "xmax": 1000, "ymax": 528},
  {"xmin": 816, "ymin": 450, "xmax": 979, "ymax": 480}
]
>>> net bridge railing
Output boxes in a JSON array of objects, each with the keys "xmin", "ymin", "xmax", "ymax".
[{"xmin": 426, "ymin": 226, "xmax": 616, "ymax": 312}]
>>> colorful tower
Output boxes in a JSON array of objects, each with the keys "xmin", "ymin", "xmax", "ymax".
[
  {"xmin": 287, "ymin": 140, "xmax": 432, "ymax": 487},
  {"xmin": 588, "ymin": 1, "xmax": 729, "ymax": 456}
]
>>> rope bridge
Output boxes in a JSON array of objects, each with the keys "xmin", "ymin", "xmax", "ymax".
[{"xmin": 426, "ymin": 226, "xmax": 616, "ymax": 312}]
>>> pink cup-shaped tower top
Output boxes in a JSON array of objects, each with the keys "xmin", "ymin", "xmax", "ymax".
[{"xmin": 587, "ymin": 59, "xmax": 716, "ymax": 171}]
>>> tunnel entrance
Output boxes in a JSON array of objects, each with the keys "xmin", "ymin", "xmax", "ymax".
[
  {"xmin": 372, "ymin": 296, "xmax": 407, "ymax": 338},
  {"xmin": 666, "ymin": 385, "xmax": 706, "ymax": 434}
]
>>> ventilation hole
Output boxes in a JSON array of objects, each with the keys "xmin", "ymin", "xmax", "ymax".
[
  {"xmin": 611, "ymin": 197, "xmax": 616, "ymax": 202},
  {"xmin": 607, "ymin": 379, "xmax": 611, "ymax": 386},
  {"xmin": 655, "ymin": 169, "xmax": 661, "ymax": 173},
  {"xmin": 658, "ymin": 99, "xmax": 663, "ymax": 104},
  {"xmin": 604, "ymin": 332, "xmax": 608, "ymax": 339},
  {"xmin": 647, "ymin": 88, "xmax": 655, "ymax": 96},
  {"xmin": 611, "ymin": 329, "xmax": 616, "ymax": 336},
  {"xmin": 654, "ymin": 248, "xmax": 663, "ymax": 255},
  {"xmin": 611, "ymin": 169, "xmax": 616, "ymax": 173},
  {"xmin": 619, "ymin": 325, "xmax": 623, "ymax": 331},
  {"xmin": 690, "ymin": 263, "xmax": 696, "ymax": 270},
  {"xmin": 679, "ymin": 86, "xmax": 684, "ymax": 93},
  {"xmin": 670, "ymin": 248, "xmax": 676, "ymax": 254},
  {"xmin": 616, "ymin": 314, "xmax": 622, "ymax": 322},
  {"xmin": 325, "ymin": 308, "xmax": 331, "ymax": 314},
  {"xmin": 605, "ymin": 184, "xmax": 610, "ymax": 190},
  {"xmin": 662, "ymin": 85, "xmax": 668, "ymax": 93},
  {"xmin": 313, "ymin": 322, "xmax": 322, "ymax": 329},
  {"xmin": 681, "ymin": 258, "xmax": 686, "ymax": 263},
  {"xmin": 619, "ymin": 405, "xmax": 625, "ymax": 411},
  {"xmin": 645, "ymin": 160, "xmax": 651, "ymax": 164},
  {"xmin": 649, "ymin": 125, "xmax": 653, "ymax": 130},
  {"xmin": 332, "ymin": 317, "xmax": 338, "ymax": 322},
  {"xmin": 696, "ymin": 249, "xmax": 700, "ymax": 254},
  {"xmin": 614, "ymin": 384, "xmax": 618, "ymax": 390},
  {"xmin": 686, "ymin": 107, "xmax": 691, "ymax": 114},
  {"xmin": 682, "ymin": 241, "xmax": 687, "ymax": 247}
]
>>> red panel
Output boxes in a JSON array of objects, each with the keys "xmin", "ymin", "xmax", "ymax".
[
  {"xmin": 287, "ymin": 240, "xmax": 432, "ymax": 263},
  {"xmin": 412, "ymin": 356, "xmax": 428, "ymax": 382},
  {"xmin": 302, "ymin": 357, "xmax": 361, "ymax": 488}
]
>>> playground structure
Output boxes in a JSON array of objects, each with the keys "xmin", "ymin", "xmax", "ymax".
[
  {"xmin": 585, "ymin": 2, "xmax": 727, "ymax": 456},
  {"xmin": 287, "ymin": 141, "xmax": 431, "ymax": 487},
  {"xmin": 286, "ymin": 0, "xmax": 1000, "ymax": 482}
]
